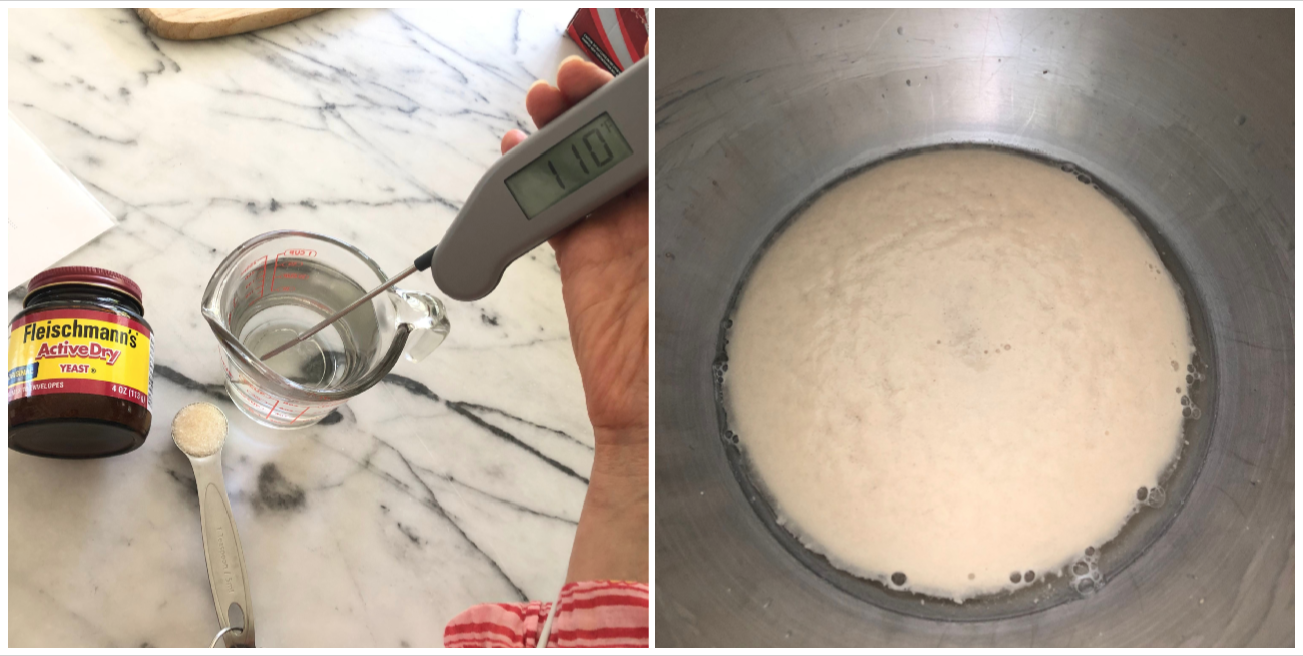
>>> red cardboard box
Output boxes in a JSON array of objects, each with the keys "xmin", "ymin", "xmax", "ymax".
[{"xmin": 567, "ymin": 8, "xmax": 648, "ymax": 75}]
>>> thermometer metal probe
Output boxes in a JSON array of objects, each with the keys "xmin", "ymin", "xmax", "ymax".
[{"xmin": 260, "ymin": 57, "xmax": 648, "ymax": 361}]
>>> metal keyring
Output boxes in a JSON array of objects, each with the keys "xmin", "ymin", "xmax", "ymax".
[{"xmin": 209, "ymin": 626, "xmax": 243, "ymax": 648}]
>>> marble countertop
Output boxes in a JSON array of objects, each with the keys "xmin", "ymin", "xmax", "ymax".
[{"xmin": 9, "ymin": 7, "xmax": 595, "ymax": 647}]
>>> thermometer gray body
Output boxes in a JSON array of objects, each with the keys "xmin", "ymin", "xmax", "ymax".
[{"xmin": 431, "ymin": 57, "xmax": 648, "ymax": 301}]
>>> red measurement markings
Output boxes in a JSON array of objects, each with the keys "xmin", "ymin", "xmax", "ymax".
[
  {"xmin": 246, "ymin": 384, "xmax": 278, "ymax": 405},
  {"xmin": 253, "ymin": 255, "xmax": 269, "ymax": 299},
  {"xmin": 269, "ymin": 254, "xmax": 282, "ymax": 299},
  {"xmin": 289, "ymin": 406, "xmax": 309, "ymax": 424},
  {"xmin": 243, "ymin": 256, "xmax": 269, "ymax": 294},
  {"xmin": 268, "ymin": 251, "xmax": 317, "ymax": 296},
  {"xmin": 240, "ymin": 254, "xmax": 269, "ymax": 277},
  {"xmin": 234, "ymin": 255, "xmax": 270, "ymax": 315},
  {"xmin": 265, "ymin": 399, "xmax": 280, "ymax": 419}
]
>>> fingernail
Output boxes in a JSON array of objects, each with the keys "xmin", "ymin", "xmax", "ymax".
[
  {"xmin": 560, "ymin": 55, "xmax": 587, "ymax": 66},
  {"xmin": 528, "ymin": 79, "xmax": 550, "ymax": 91}
]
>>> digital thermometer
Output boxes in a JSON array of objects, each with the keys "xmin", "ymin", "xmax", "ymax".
[
  {"xmin": 433, "ymin": 56, "xmax": 648, "ymax": 301},
  {"xmin": 259, "ymin": 57, "xmax": 647, "ymax": 361}
]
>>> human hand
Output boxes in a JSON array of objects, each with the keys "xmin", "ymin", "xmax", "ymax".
[
  {"xmin": 500, "ymin": 55, "xmax": 649, "ymax": 584},
  {"xmin": 500, "ymin": 57, "xmax": 649, "ymax": 453}
]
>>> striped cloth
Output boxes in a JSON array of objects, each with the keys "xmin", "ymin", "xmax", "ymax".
[{"xmin": 444, "ymin": 580, "xmax": 649, "ymax": 648}]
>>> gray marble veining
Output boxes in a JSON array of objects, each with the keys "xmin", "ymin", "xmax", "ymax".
[{"xmin": 9, "ymin": 7, "xmax": 594, "ymax": 647}]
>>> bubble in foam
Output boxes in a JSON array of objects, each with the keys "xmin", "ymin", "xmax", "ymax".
[
  {"xmin": 723, "ymin": 429, "xmax": 740, "ymax": 446},
  {"xmin": 1144, "ymin": 485, "xmax": 1166, "ymax": 508},
  {"xmin": 1068, "ymin": 546, "xmax": 1105, "ymax": 597},
  {"xmin": 891, "ymin": 572, "xmax": 907, "ymax": 586}
]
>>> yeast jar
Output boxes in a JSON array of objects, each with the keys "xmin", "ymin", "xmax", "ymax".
[{"xmin": 8, "ymin": 267, "xmax": 155, "ymax": 458}]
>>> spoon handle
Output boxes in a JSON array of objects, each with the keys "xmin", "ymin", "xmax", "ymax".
[{"xmin": 190, "ymin": 455, "xmax": 255, "ymax": 647}]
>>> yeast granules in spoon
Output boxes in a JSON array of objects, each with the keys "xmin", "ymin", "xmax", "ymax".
[{"xmin": 172, "ymin": 402, "xmax": 227, "ymax": 458}]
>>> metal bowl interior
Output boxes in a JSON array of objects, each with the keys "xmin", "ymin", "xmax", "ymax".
[
  {"xmin": 712, "ymin": 143, "xmax": 1221, "ymax": 624},
  {"xmin": 655, "ymin": 8, "xmax": 1293, "ymax": 647}
]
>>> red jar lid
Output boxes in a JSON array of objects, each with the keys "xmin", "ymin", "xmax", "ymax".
[{"xmin": 26, "ymin": 266, "xmax": 144, "ymax": 304}]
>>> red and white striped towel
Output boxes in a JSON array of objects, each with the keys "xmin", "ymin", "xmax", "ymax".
[{"xmin": 444, "ymin": 580, "xmax": 649, "ymax": 648}]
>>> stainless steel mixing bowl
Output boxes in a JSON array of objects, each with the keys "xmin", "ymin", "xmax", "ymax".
[{"xmin": 655, "ymin": 8, "xmax": 1293, "ymax": 647}]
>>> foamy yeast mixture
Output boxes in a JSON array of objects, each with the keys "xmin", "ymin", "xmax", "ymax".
[{"xmin": 726, "ymin": 149, "xmax": 1192, "ymax": 601}]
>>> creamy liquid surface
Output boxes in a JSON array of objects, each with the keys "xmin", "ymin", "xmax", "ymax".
[{"xmin": 726, "ymin": 149, "xmax": 1192, "ymax": 600}]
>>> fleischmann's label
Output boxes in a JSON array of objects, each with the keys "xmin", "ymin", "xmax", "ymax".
[{"xmin": 8, "ymin": 309, "xmax": 153, "ymax": 410}]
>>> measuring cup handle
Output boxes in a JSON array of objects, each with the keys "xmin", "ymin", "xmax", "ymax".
[{"xmin": 393, "ymin": 288, "xmax": 450, "ymax": 362}]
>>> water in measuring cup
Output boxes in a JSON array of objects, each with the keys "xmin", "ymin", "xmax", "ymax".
[
  {"xmin": 239, "ymin": 307, "xmax": 358, "ymax": 388},
  {"xmin": 229, "ymin": 259, "xmax": 383, "ymax": 391}
]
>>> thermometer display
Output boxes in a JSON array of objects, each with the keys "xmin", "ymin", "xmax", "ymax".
[{"xmin": 504, "ymin": 112, "xmax": 633, "ymax": 219}]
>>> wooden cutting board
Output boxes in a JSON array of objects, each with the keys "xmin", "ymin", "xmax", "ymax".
[{"xmin": 136, "ymin": 8, "xmax": 328, "ymax": 41}]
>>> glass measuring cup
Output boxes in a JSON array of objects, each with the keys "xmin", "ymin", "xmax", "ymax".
[{"xmin": 201, "ymin": 231, "xmax": 450, "ymax": 428}]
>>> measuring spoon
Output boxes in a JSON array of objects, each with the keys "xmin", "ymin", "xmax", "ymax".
[{"xmin": 172, "ymin": 402, "xmax": 255, "ymax": 648}]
